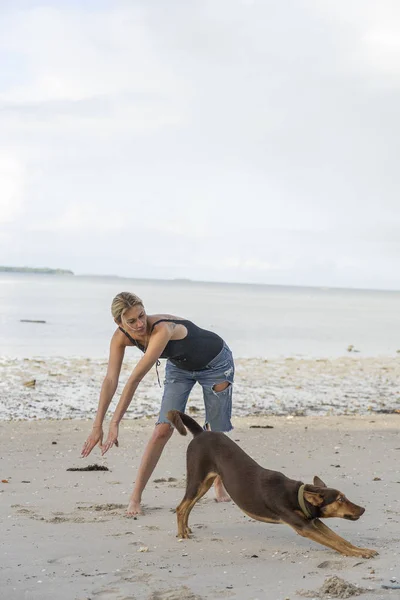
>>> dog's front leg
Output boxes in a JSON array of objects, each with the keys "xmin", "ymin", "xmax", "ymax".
[
  {"xmin": 176, "ymin": 473, "xmax": 218, "ymax": 539},
  {"xmin": 310, "ymin": 519, "xmax": 378, "ymax": 558},
  {"xmin": 293, "ymin": 519, "xmax": 378, "ymax": 558}
]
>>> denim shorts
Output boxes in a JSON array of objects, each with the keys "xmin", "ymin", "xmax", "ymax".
[{"xmin": 157, "ymin": 344, "xmax": 234, "ymax": 432}]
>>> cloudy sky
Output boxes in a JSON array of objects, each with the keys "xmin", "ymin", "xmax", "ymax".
[{"xmin": 1, "ymin": 0, "xmax": 400, "ymax": 290}]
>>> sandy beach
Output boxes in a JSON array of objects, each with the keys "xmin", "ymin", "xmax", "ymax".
[{"xmin": 1, "ymin": 413, "xmax": 400, "ymax": 600}]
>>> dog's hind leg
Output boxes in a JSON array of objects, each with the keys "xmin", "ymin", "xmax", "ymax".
[{"xmin": 176, "ymin": 472, "xmax": 217, "ymax": 538}]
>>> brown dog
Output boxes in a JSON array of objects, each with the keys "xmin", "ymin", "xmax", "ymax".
[{"xmin": 167, "ymin": 410, "xmax": 378, "ymax": 558}]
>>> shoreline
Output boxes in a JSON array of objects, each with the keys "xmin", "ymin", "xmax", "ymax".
[
  {"xmin": 1, "ymin": 415, "xmax": 399, "ymax": 600},
  {"xmin": 1, "ymin": 355, "xmax": 399, "ymax": 421}
]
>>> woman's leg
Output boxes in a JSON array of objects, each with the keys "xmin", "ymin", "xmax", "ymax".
[
  {"xmin": 128, "ymin": 361, "xmax": 195, "ymax": 515},
  {"xmin": 127, "ymin": 423, "xmax": 174, "ymax": 515},
  {"xmin": 204, "ymin": 388, "xmax": 231, "ymax": 502},
  {"xmin": 214, "ymin": 477, "xmax": 230, "ymax": 502},
  {"xmin": 196, "ymin": 345, "xmax": 235, "ymax": 503},
  {"xmin": 210, "ymin": 381, "xmax": 231, "ymax": 503},
  {"xmin": 202, "ymin": 413, "xmax": 230, "ymax": 502}
]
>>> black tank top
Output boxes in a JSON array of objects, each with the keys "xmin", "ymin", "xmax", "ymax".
[{"xmin": 119, "ymin": 318, "xmax": 224, "ymax": 371}]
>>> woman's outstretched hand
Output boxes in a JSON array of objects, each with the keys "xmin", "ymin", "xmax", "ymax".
[
  {"xmin": 81, "ymin": 426, "xmax": 103, "ymax": 458},
  {"xmin": 101, "ymin": 422, "xmax": 119, "ymax": 455}
]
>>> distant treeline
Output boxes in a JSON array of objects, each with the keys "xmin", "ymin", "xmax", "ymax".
[{"xmin": 0, "ymin": 266, "xmax": 74, "ymax": 275}]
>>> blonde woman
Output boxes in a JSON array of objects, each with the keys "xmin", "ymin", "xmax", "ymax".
[{"xmin": 81, "ymin": 292, "xmax": 235, "ymax": 515}]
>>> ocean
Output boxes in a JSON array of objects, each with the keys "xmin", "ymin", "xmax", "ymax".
[{"xmin": 1, "ymin": 273, "xmax": 399, "ymax": 359}]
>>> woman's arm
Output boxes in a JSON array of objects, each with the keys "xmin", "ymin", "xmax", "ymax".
[
  {"xmin": 111, "ymin": 325, "xmax": 172, "ymax": 424},
  {"xmin": 93, "ymin": 342, "xmax": 125, "ymax": 426},
  {"xmin": 81, "ymin": 333, "xmax": 125, "ymax": 457},
  {"xmin": 101, "ymin": 324, "xmax": 173, "ymax": 454}
]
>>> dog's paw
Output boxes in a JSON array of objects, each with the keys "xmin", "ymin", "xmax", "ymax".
[
  {"xmin": 345, "ymin": 547, "xmax": 378, "ymax": 558},
  {"xmin": 358, "ymin": 547, "xmax": 378, "ymax": 559},
  {"xmin": 176, "ymin": 531, "xmax": 191, "ymax": 540}
]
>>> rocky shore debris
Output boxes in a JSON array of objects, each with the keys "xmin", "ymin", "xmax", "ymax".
[{"xmin": 2, "ymin": 354, "xmax": 399, "ymax": 420}]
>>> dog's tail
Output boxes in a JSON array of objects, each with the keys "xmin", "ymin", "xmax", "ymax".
[{"xmin": 167, "ymin": 410, "xmax": 204, "ymax": 437}]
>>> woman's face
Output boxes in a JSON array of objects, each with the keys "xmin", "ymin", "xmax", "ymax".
[{"xmin": 120, "ymin": 305, "xmax": 147, "ymax": 336}]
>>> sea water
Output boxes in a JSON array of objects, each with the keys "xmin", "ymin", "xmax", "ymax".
[{"xmin": 1, "ymin": 273, "xmax": 399, "ymax": 359}]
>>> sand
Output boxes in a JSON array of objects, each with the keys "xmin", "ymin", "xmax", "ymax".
[{"xmin": 1, "ymin": 414, "xmax": 400, "ymax": 600}]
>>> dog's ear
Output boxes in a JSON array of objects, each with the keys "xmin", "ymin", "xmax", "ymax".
[
  {"xmin": 313, "ymin": 476, "xmax": 327, "ymax": 488},
  {"xmin": 303, "ymin": 489, "xmax": 324, "ymax": 506}
]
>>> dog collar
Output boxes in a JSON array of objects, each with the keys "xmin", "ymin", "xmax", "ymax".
[{"xmin": 298, "ymin": 484, "xmax": 312, "ymax": 519}]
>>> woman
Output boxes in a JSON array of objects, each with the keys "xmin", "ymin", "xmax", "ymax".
[{"xmin": 81, "ymin": 292, "xmax": 235, "ymax": 515}]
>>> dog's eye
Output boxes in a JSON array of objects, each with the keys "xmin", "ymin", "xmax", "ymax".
[{"xmin": 338, "ymin": 496, "xmax": 345, "ymax": 503}]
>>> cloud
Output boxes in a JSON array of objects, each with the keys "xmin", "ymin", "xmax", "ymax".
[
  {"xmin": 0, "ymin": 1, "xmax": 399, "ymax": 289},
  {"xmin": 0, "ymin": 4, "xmax": 187, "ymax": 144},
  {"xmin": 0, "ymin": 152, "xmax": 25, "ymax": 223},
  {"xmin": 308, "ymin": 0, "xmax": 400, "ymax": 77},
  {"xmin": 0, "ymin": 5, "xmax": 180, "ymax": 102},
  {"xmin": 24, "ymin": 203, "xmax": 124, "ymax": 233}
]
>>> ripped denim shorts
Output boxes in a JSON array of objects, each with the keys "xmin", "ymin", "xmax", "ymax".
[{"xmin": 157, "ymin": 343, "xmax": 234, "ymax": 432}]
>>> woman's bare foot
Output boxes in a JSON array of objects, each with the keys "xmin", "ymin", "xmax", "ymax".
[
  {"xmin": 127, "ymin": 497, "xmax": 143, "ymax": 516},
  {"xmin": 214, "ymin": 476, "xmax": 231, "ymax": 503}
]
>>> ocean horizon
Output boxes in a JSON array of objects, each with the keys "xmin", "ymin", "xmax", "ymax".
[{"xmin": 3, "ymin": 266, "xmax": 400, "ymax": 293}]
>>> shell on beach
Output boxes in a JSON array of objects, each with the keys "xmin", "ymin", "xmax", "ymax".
[{"xmin": 22, "ymin": 379, "xmax": 36, "ymax": 388}]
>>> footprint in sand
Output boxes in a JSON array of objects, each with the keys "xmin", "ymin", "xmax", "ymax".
[
  {"xmin": 127, "ymin": 540, "xmax": 146, "ymax": 547},
  {"xmin": 118, "ymin": 572, "xmax": 153, "ymax": 584},
  {"xmin": 92, "ymin": 588, "xmax": 135, "ymax": 600},
  {"xmin": 77, "ymin": 503, "xmax": 126, "ymax": 512},
  {"xmin": 148, "ymin": 587, "xmax": 203, "ymax": 600},
  {"xmin": 47, "ymin": 555, "xmax": 82, "ymax": 565},
  {"xmin": 15, "ymin": 508, "xmax": 35, "ymax": 515},
  {"xmin": 15, "ymin": 507, "xmax": 46, "ymax": 521},
  {"xmin": 46, "ymin": 514, "xmax": 89, "ymax": 523},
  {"xmin": 317, "ymin": 559, "xmax": 345, "ymax": 570},
  {"xmin": 78, "ymin": 502, "xmax": 164, "ymax": 516},
  {"xmin": 14, "ymin": 505, "xmax": 109, "ymax": 524},
  {"xmin": 153, "ymin": 477, "xmax": 186, "ymax": 489}
]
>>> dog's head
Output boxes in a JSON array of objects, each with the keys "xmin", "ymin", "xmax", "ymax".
[{"xmin": 303, "ymin": 476, "xmax": 365, "ymax": 521}]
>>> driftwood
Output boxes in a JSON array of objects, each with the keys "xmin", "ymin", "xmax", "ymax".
[{"xmin": 20, "ymin": 319, "xmax": 46, "ymax": 324}]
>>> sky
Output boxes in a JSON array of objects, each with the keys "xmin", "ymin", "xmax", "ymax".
[{"xmin": 1, "ymin": 0, "xmax": 400, "ymax": 290}]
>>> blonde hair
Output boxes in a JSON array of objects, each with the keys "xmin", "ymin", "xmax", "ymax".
[{"xmin": 111, "ymin": 292, "xmax": 144, "ymax": 323}]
